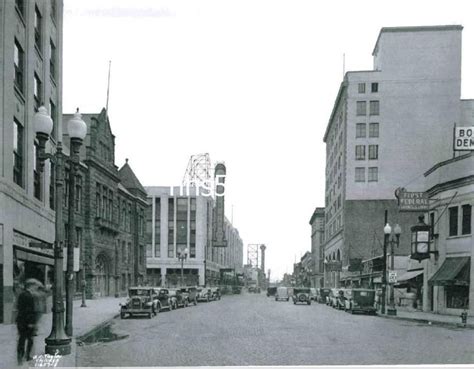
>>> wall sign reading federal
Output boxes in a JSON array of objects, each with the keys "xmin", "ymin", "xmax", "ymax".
[
  {"xmin": 454, "ymin": 126, "xmax": 474, "ymax": 151},
  {"xmin": 395, "ymin": 187, "xmax": 429, "ymax": 212}
]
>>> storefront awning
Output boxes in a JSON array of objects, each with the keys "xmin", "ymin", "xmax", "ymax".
[
  {"xmin": 397, "ymin": 269, "xmax": 424, "ymax": 282},
  {"xmin": 429, "ymin": 257, "xmax": 470, "ymax": 286}
]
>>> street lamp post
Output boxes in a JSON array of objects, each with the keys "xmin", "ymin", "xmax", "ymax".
[
  {"xmin": 384, "ymin": 222, "xmax": 402, "ymax": 316},
  {"xmin": 178, "ymin": 248, "xmax": 189, "ymax": 287},
  {"xmin": 34, "ymin": 106, "xmax": 87, "ymax": 355}
]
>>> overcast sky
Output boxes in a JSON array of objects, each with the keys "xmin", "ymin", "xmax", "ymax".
[{"xmin": 62, "ymin": 0, "xmax": 474, "ymax": 281}]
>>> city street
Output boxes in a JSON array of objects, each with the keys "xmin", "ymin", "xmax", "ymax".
[{"xmin": 76, "ymin": 293, "xmax": 474, "ymax": 366}]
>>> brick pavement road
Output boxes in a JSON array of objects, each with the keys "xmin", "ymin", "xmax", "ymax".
[{"xmin": 76, "ymin": 293, "xmax": 474, "ymax": 366}]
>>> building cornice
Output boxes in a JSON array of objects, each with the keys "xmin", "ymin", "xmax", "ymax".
[{"xmin": 426, "ymin": 175, "xmax": 474, "ymax": 198}]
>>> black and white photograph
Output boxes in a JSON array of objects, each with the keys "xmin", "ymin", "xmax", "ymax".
[{"xmin": 0, "ymin": 0, "xmax": 473, "ymax": 368}]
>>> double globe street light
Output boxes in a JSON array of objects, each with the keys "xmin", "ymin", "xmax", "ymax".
[
  {"xmin": 178, "ymin": 248, "xmax": 189, "ymax": 287},
  {"xmin": 383, "ymin": 222, "xmax": 401, "ymax": 316},
  {"xmin": 33, "ymin": 106, "xmax": 87, "ymax": 355}
]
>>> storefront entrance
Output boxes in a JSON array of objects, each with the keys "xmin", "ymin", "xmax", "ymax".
[{"xmin": 94, "ymin": 253, "xmax": 112, "ymax": 297}]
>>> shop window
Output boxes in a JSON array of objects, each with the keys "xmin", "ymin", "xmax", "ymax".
[{"xmin": 446, "ymin": 286, "xmax": 469, "ymax": 309}]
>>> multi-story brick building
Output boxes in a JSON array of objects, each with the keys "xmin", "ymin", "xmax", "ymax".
[
  {"xmin": 62, "ymin": 109, "xmax": 147, "ymax": 298},
  {"xmin": 0, "ymin": 0, "xmax": 63, "ymax": 323},
  {"xmin": 322, "ymin": 25, "xmax": 469, "ymax": 287},
  {"xmin": 145, "ymin": 186, "xmax": 243, "ymax": 287},
  {"xmin": 309, "ymin": 207, "xmax": 325, "ymax": 288}
]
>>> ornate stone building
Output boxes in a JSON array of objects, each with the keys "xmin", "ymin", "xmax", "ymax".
[{"xmin": 62, "ymin": 108, "xmax": 147, "ymax": 298}]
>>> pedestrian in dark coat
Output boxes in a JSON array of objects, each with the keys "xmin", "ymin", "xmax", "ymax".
[{"xmin": 16, "ymin": 279, "xmax": 39, "ymax": 365}]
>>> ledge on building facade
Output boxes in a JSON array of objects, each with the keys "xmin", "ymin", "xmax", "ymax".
[{"xmin": 94, "ymin": 216, "xmax": 119, "ymax": 234}]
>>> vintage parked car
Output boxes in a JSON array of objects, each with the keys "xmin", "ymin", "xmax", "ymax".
[
  {"xmin": 327, "ymin": 288, "xmax": 345, "ymax": 307},
  {"xmin": 153, "ymin": 288, "xmax": 174, "ymax": 311},
  {"xmin": 168, "ymin": 289, "xmax": 189, "ymax": 308},
  {"xmin": 292, "ymin": 288, "xmax": 312, "ymax": 305},
  {"xmin": 316, "ymin": 288, "xmax": 332, "ymax": 304},
  {"xmin": 196, "ymin": 287, "xmax": 212, "ymax": 302},
  {"xmin": 210, "ymin": 287, "xmax": 221, "ymax": 300},
  {"xmin": 266, "ymin": 287, "xmax": 277, "ymax": 297},
  {"xmin": 343, "ymin": 289, "xmax": 377, "ymax": 315},
  {"xmin": 120, "ymin": 287, "xmax": 159, "ymax": 319},
  {"xmin": 180, "ymin": 287, "xmax": 198, "ymax": 306},
  {"xmin": 232, "ymin": 286, "xmax": 242, "ymax": 294},
  {"xmin": 334, "ymin": 289, "xmax": 348, "ymax": 310},
  {"xmin": 275, "ymin": 286, "xmax": 290, "ymax": 301}
]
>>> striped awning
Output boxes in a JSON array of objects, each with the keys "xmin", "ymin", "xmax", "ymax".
[
  {"xmin": 397, "ymin": 269, "xmax": 424, "ymax": 282},
  {"xmin": 429, "ymin": 257, "xmax": 470, "ymax": 286}
]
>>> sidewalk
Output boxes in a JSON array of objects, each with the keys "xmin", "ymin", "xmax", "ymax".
[
  {"xmin": 378, "ymin": 307, "xmax": 474, "ymax": 328},
  {"xmin": 0, "ymin": 296, "xmax": 126, "ymax": 368}
]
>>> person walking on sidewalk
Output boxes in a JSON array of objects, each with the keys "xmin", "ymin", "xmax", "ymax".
[{"xmin": 16, "ymin": 279, "xmax": 40, "ymax": 365}]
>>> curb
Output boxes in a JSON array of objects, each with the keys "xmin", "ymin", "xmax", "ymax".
[
  {"xmin": 378, "ymin": 313, "xmax": 474, "ymax": 329},
  {"xmin": 76, "ymin": 313, "xmax": 120, "ymax": 343}
]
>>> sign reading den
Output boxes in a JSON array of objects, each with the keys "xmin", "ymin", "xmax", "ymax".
[
  {"xmin": 395, "ymin": 187, "xmax": 429, "ymax": 212},
  {"xmin": 454, "ymin": 126, "xmax": 474, "ymax": 151}
]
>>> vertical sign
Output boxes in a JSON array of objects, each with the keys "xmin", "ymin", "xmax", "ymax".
[{"xmin": 213, "ymin": 163, "xmax": 227, "ymax": 247}]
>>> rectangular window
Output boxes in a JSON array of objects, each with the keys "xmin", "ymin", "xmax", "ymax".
[
  {"xmin": 14, "ymin": 40, "xmax": 24, "ymax": 93},
  {"xmin": 122, "ymin": 241, "xmax": 126, "ymax": 263},
  {"xmin": 369, "ymin": 100, "xmax": 379, "ymax": 116},
  {"xmin": 448, "ymin": 207, "xmax": 458, "ymax": 237},
  {"xmin": 50, "ymin": 40, "xmax": 56, "ymax": 81},
  {"xmin": 358, "ymin": 83, "xmax": 365, "ymax": 93},
  {"xmin": 356, "ymin": 123, "xmax": 366, "ymax": 138},
  {"xmin": 355, "ymin": 167, "xmax": 365, "ymax": 182},
  {"xmin": 76, "ymin": 176, "xmax": 82, "ymax": 213},
  {"xmin": 462, "ymin": 204, "xmax": 471, "ymax": 235},
  {"xmin": 146, "ymin": 244, "xmax": 152, "ymax": 258},
  {"xmin": 368, "ymin": 167, "xmax": 378, "ymax": 182},
  {"xmin": 33, "ymin": 143, "xmax": 41, "ymax": 200},
  {"xmin": 368, "ymin": 145, "xmax": 378, "ymax": 160},
  {"xmin": 49, "ymin": 100, "xmax": 57, "ymax": 140},
  {"xmin": 369, "ymin": 123, "xmax": 379, "ymax": 138},
  {"xmin": 34, "ymin": 6, "xmax": 42, "ymax": 52},
  {"xmin": 356, "ymin": 101, "xmax": 366, "ymax": 116},
  {"xmin": 355, "ymin": 145, "xmax": 365, "ymax": 160},
  {"xmin": 13, "ymin": 119, "xmax": 24, "ymax": 187},
  {"xmin": 49, "ymin": 161, "xmax": 55, "ymax": 209},
  {"xmin": 371, "ymin": 83, "xmax": 378, "ymax": 93},
  {"xmin": 34, "ymin": 74, "xmax": 42, "ymax": 111}
]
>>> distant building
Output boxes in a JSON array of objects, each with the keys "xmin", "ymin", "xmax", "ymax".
[
  {"xmin": 322, "ymin": 25, "xmax": 470, "ymax": 287},
  {"xmin": 144, "ymin": 186, "xmax": 243, "ymax": 287},
  {"xmin": 309, "ymin": 207, "xmax": 325, "ymax": 287},
  {"xmin": 0, "ymin": 0, "xmax": 63, "ymax": 323}
]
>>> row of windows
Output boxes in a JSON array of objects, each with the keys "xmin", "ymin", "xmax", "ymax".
[
  {"xmin": 356, "ymin": 100, "xmax": 379, "ymax": 116},
  {"xmin": 358, "ymin": 82, "xmax": 378, "ymax": 94},
  {"xmin": 356, "ymin": 123, "xmax": 379, "ymax": 138},
  {"xmin": 355, "ymin": 145, "xmax": 378, "ymax": 160},
  {"xmin": 355, "ymin": 167, "xmax": 378, "ymax": 182},
  {"xmin": 448, "ymin": 205, "xmax": 472, "ymax": 237}
]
